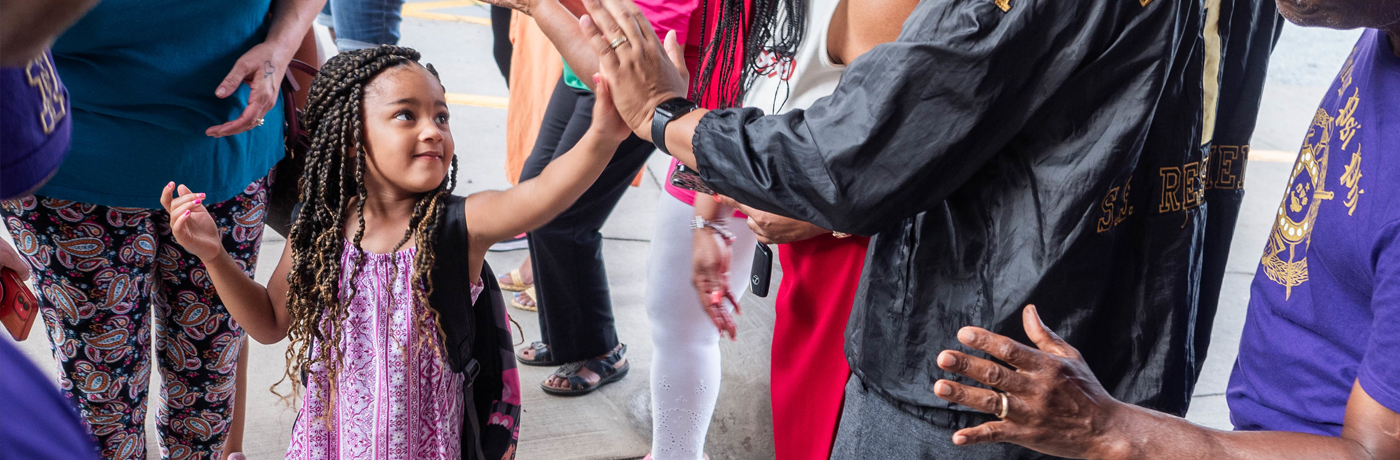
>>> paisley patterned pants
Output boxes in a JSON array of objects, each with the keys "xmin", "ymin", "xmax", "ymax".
[{"xmin": 0, "ymin": 177, "xmax": 267, "ymax": 460}]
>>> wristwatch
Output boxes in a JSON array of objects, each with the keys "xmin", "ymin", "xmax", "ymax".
[
  {"xmin": 652, "ymin": 97, "xmax": 699, "ymax": 156},
  {"xmin": 691, "ymin": 216, "xmax": 735, "ymax": 242}
]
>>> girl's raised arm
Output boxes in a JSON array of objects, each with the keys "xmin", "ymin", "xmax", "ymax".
[
  {"xmin": 462, "ymin": 76, "xmax": 634, "ymax": 253},
  {"xmin": 161, "ymin": 183, "xmax": 293, "ymax": 344}
]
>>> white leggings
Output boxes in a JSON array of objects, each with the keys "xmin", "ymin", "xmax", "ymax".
[{"xmin": 645, "ymin": 193, "xmax": 756, "ymax": 459}]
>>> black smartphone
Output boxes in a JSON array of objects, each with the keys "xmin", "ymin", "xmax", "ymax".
[{"xmin": 750, "ymin": 243, "xmax": 773, "ymax": 297}]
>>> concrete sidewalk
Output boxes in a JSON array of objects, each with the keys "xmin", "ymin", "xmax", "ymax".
[{"xmin": 3, "ymin": 4, "xmax": 1365, "ymax": 458}]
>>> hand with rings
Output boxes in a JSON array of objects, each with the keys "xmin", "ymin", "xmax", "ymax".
[
  {"xmin": 930, "ymin": 305, "xmax": 1131, "ymax": 459},
  {"xmin": 575, "ymin": 0, "xmax": 690, "ymax": 141}
]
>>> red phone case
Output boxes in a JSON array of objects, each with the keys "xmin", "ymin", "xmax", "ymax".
[{"xmin": 1, "ymin": 268, "xmax": 38, "ymax": 341}]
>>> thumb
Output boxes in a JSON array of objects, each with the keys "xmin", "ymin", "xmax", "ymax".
[
  {"xmin": 1023, "ymin": 304, "xmax": 1072, "ymax": 358},
  {"xmin": 216, "ymin": 59, "xmax": 253, "ymax": 98},
  {"xmin": 663, "ymin": 30, "xmax": 688, "ymax": 84},
  {"xmin": 592, "ymin": 73, "xmax": 611, "ymax": 104}
]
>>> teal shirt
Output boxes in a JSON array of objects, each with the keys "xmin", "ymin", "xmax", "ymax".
[
  {"xmin": 42, "ymin": 0, "xmax": 285, "ymax": 209},
  {"xmin": 562, "ymin": 60, "xmax": 589, "ymax": 91}
]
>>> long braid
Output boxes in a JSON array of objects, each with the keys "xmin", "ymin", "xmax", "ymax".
[
  {"xmin": 694, "ymin": 0, "xmax": 806, "ymax": 108},
  {"xmin": 278, "ymin": 46, "xmax": 456, "ymax": 420}
]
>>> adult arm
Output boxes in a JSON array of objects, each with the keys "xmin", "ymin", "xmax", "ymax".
[
  {"xmin": 578, "ymin": 0, "xmax": 1114, "ymax": 235},
  {"xmin": 0, "ymin": 0, "xmax": 100, "ymax": 67},
  {"xmin": 476, "ymin": 0, "xmax": 601, "ymax": 91},
  {"xmin": 206, "ymin": 0, "xmax": 325, "ymax": 137},
  {"xmin": 930, "ymin": 306, "xmax": 1400, "ymax": 460}
]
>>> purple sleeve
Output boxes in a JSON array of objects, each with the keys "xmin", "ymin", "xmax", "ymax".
[{"xmin": 1360, "ymin": 221, "xmax": 1400, "ymax": 413}]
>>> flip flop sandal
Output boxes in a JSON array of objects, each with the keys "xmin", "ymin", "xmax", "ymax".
[
  {"xmin": 499, "ymin": 269, "xmax": 532, "ymax": 292},
  {"xmin": 510, "ymin": 286, "xmax": 537, "ymax": 312},
  {"xmin": 516, "ymin": 341, "xmax": 562, "ymax": 366},
  {"xmin": 541, "ymin": 344, "xmax": 630, "ymax": 396}
]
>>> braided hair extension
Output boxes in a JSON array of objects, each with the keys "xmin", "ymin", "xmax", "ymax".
[
  {"xmin": 693, "ymin": 0, "xmax": 806, "ymax": 108},
  {"xmin": 278, "ymin": 46, "xmax": 459, "ymax": 419}
]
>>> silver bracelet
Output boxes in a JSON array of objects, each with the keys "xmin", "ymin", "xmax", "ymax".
[{"xmin": 691, "ymin": 216, "xmax": 735, "ymax": 242}]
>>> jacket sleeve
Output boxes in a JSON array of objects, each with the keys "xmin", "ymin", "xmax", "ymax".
[{"xmin": 693, "ymin": 0, "xmax": 1114, "ymax": 235}]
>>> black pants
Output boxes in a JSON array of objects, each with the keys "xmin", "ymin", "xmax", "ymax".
[
  {"xmin": 490, "ymin": 5, "xmax": 512, "ymax": 84},
  {"xmin": 522, "ymin": 78, "xmax": 654, "ymax": 362}
]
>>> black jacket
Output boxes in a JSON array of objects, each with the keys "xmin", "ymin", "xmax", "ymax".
[{"xmin": 694, "ymin": 0, "xmax": 1281, "ymax": 422}]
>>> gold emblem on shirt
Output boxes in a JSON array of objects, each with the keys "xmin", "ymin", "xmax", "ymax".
[
  {"xmin": 994, "ymin": 0, "xmax": 1010, "ymax": 12},
  {"xmin": 1262, "ymin": 109, "xmax": 1334, "ymax": 300},
  {"xmin": 25, "ymin": 54, "xmax": 66, "ymax": 135}
]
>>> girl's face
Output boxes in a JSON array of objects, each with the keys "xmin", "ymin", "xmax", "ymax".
[{"xmin": 360, "ymin": 65, "xmax": 454, "ymax": 195}]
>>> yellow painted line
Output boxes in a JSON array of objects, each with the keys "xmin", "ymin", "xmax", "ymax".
[
  {"xmin": 402, "ymin": 0, "xmax": 491, "ymax": 25},
  {"xmin": 1251, "ymin": 149, "xmax": 1295, "ymax": 163},
  {"xmin": 446, "ymin": 92, "xmax": 509, "ymax": 109}
]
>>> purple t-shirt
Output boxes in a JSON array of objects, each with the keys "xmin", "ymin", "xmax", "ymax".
[
  {"xmin": 0, "ymin": 50, "xmax": 71, "ymax": 200},
  {"xmin": 1227, "ymin": 29, "xmax": 1400, "ymax": 435}
]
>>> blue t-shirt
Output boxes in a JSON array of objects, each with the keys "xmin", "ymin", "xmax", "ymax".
[
  {"xmin": 0, "ymin": 51, "xmax": 71, "ymax": 200},
  {"xmin": 1228, "ymin": 29, "xmax": 1400, "ymax": 436},
  {"xmin": 39, "ymin": 0, "xmax": 285, "ymax": 209}
]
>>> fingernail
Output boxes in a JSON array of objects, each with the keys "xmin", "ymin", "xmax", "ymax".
[
  {"xmin": 958, "ymin": 327, "xmax": 977, "ymax": 343},
  {"xmin": 934, "ymin": 381, "xmax": 952, "ymax": 396},
  {"xmin": 593, "ymin": 74, "xmax": 600, "ymax": 84},
  {"xmin": 938, "ymin": 352, "xmax": 957, "ymax": 368},
  {"xmin": 712, "ymin": 194, "xmax": 722, "ymax": 203},
  {"xmin": 167, "ymin": 181, "xmax": 174, "ymax": 187},
  {"xmin": 953, "ymin": 435, "xmax": 968, "ymax": 445},
  {"xmin": 183, "ymin": 210, "xmax": 190, "ymax": 217},
  {"xmin": 199, "ymin": 193, "xmax": 206, "ymax": 198},
  {"xmin": 194, "ymin": 199, "xmax": 201, "ymax": 205}
]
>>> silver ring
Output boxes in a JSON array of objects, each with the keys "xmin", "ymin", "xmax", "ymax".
[
  {"xmin": 609, "ymin": 36, "xmax": 629, "ymax": 49},
  {"xmin": 255, "ymin": 117, "xmax": 265, "ymax": 127},
  {"xmin": 996, "ymin": 392, "xmax": 1010, "ymax": 419}
]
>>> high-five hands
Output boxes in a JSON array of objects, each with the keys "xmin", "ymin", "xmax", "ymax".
[
  {"xmin": 576, "ymin": 0, "xmax": 688, "ymax": 141},
  {"xmin": 159, "ymin": 183, "xmax": 225, "ymax": 262}
]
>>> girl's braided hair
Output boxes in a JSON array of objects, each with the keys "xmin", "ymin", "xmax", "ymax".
[
  {"xmin": 277, "ymin": 45, "xmax": 458, "ymax": 414},
  {"xmin": 692, "ymin": 0, "xmax": 806, "ymax": 108}
]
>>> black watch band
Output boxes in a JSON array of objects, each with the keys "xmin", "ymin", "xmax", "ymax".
[{"xmin": 652, "ymin": 97, "xmax": 699, "ymax": 156}]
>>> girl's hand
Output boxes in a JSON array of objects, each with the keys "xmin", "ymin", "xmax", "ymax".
[
  {"xmin": 589, "ymin": 73, "xmax": 635, "ymax": 145},
  {"xmin": 206, "ymin": 41, "xmax": 291, "ymax": 138},
  {"xmin": 692, "ymin": 227, "xmax": 740, "ymax": 340},
  {"xmin": 159, "ymin": 183, "xmax": 224, "ymax": 261}
]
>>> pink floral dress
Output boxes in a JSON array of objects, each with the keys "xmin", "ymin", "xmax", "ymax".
[{"xmin": 286, "ymin": 241, "xmax": 484, "ymax": 460}]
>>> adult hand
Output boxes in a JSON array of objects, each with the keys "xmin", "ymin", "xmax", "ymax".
[
  {"xmin": 0, "ymin": 236, "xmax": 31, "ymax": 281},
  {"xmin": 206, "ymin": 41, "xmax": 291, "ymax": 138},
  {"xmin": 159, "ymin": 183, "xmax": 225, "ymax": 262},
  {"xmin": 692, "ymin": 227, "xmax": 740, "ymax": 340},
  {"xmin": 577, "ymin": 0, "xmax": 689, "ymax": 141},
  {"xmin": 716, "ymin": 195, "xmax": 828, "ymax": 244},
  {"xmin": 931, "ymin": 305, "xmax": 1128, "ymax": 459}
]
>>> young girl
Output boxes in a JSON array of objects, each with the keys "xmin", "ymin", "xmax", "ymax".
[{"xmin": 157, "ymin": 45, "xmax": 631, "ymax": 459}]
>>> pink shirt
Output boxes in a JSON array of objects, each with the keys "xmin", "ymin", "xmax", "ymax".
[{"xmin": 286, "ymin": 242, "xmax": 484, "ymax": 460}]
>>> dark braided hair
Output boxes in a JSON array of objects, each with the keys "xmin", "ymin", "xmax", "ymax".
[
  {"xmin": 693, "ymin": 0, "xmax": 806, "ymax": 108},
  {"xmin": 277, "ymin": 46, "xmax": 458, "ymax": 416}
]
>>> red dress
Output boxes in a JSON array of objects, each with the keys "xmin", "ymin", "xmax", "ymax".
[{"xmin": 770, "ymin": 233, "xmax": 870, "ymax": 460}]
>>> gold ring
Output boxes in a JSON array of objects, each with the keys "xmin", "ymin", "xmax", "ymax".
[
  {"xmin": 609, "ymin": 36, "xmax": 629, "ymax": 49},
  {"xmin": 255, "ymin": 117, "xmax": 265, "ymax": 127},
  {"xmin": 997, "ymin": 392, "xmax": 1010, "ymax": 419}
]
